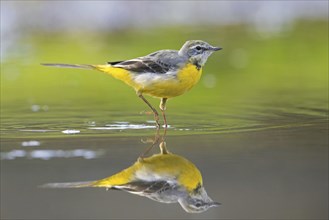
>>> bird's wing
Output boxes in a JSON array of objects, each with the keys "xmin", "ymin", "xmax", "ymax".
[
  {"xmin": 110, "ymin": 59, "xmax": 170, "ymax": 74},
  {"xmin": 108, "ymin": 50, "xmax": 185, "ymax": 74},
  {"xmin": 112, "ymin": 180, "xmax": 174, "ymax": 194}
]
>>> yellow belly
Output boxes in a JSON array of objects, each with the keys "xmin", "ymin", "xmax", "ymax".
[
  {"xmin": 137, "ymin": 64, "xmax": 202, "ymax": 98},
  {"xmin": 94, "ymin": 63, "xmax": 202, "ymax": 98}
]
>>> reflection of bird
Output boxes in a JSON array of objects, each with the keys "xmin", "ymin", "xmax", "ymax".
[
  {"xmin": 42, "ymin": 40, "xmax": 221, "ymax": 128},
  {"xmin": 42, "ymin": 142, "xmax": 220, "ymax": 213}
]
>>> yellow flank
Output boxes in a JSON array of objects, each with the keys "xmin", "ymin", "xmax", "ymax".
[
  {"xmin": 93, "ymin": 63, "xmax": 202, "ymax": 98},
  {"xmin": 93, "ymin": 64, "xmax": 137, "ymax": 88},
  {"xmin": 92, "ymin": 162, "xmax": 142, "ymax": 187},
  {"xmin": 91, "ymin": 152, "xmax": 202, "ymax": 192}
]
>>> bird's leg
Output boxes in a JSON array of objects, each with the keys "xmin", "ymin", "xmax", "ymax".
[
  {"xmin": 139, "ymin": 128, "xmax": 161, "ymax": 159},
  {"xmin": 160, "ymin": 98, "xmax": 168, "ymax": 128},
  {"xmin": 137, "ymin": 93, "xmax": 160, "ymax": 128}
]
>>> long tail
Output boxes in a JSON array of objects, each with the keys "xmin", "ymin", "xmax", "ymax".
[
  {"xmin": 41, "ymin": 63, "xmax": 96, "ymax": 69},
  {"xmin": 41, "ymin": 63, "xmax": 119, "ymax": 76},
  {"xmin": 42, "ymin": 63, "xmax": 132, "ymax": 84},
  {"xmin": 40, "ymin": 181, "xmax": 96, "ymax": 188}
]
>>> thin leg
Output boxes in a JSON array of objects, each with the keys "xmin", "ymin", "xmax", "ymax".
[
  {"xmin": 139, "ymin": 129, "xmax": 161, "ymax": 159},
  {"xmin": 160, "ymin": 98, "xmax": 168, "ymax": 128},
  {"xmin": 138, "ymin": 93, "xmax": 160, "ymax": 128}
]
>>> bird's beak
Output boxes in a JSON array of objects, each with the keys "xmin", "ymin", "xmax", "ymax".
[
  {"xmin": 211, "ymin": 47, "xmax": 222, "ymax": 51},
  {"xmin": 210, "ymin": 201, "xmax": 221, "ymax": 207}
]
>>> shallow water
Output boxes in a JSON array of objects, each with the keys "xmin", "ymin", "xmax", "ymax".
[{"xmin": 1, "ymin": 102, "xmax": 328, "ymax": 219}]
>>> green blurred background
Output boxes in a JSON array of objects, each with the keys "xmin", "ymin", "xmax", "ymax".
[
  {"xmin": 1, "ymin": 1, "xmax": 328, "ymax": 219},
  {"xmin": 1, "ymin": 20, "xmax": 328, "ymax": 138}
]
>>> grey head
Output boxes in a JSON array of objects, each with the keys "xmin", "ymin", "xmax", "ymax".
[
  {"xmin": 178, "ymin": 40, "xmax": 222, "ymax": 68},
  {"xmin": 178, "ymin": 186, "xmax": 221, "ymax": 213}
]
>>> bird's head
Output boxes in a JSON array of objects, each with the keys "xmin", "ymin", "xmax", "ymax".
[
  {"xmin": 178, "ymin": 40, "xmax": 222, "ymax": 68},
  {"xmin": 178, "ymin": 185, "xmax": 220, "ymax": 213}
]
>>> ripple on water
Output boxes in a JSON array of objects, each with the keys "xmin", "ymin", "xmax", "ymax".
[
  {"xmin": 89, "ymin": 122, "xmax": 157, "ymax": 130},
  {"xmin": 0, "ymin": 149, "xmax": 105, "ymax": 160}
]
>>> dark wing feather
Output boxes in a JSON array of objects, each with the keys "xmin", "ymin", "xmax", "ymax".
[
  {"xmin": 107, "ymin": 61, "xmax": 124, "ymax": 65},
  {"xmin": 113, "ymin": 181, "xmax": 172, "ymax": 194},
  {"xmin": 111, "ymin": 59, "xmax": 170, "ymax": 74}
]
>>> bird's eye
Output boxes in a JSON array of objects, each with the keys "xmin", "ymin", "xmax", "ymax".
[
  {"xmin": 196, "ymin": 46, "xmax": 202, "ymax": 51},
  {"xmin": 195, "ymin": 203, "xmax": 202, "ymax": 207}
]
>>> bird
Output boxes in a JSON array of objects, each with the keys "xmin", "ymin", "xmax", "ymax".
[
  {"xmin": 42, "ymin": 40, "xmax": 222, "ymax": 128},
  {"xmin": 41, "ymin": 141, "xmax": 220, "ymax": 213}
]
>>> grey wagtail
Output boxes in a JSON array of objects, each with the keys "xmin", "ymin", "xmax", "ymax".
[
  {"xmin": 42, "ymin": 40, "xmax": 222, "ymax": 128},
  {"xmin": 42, "ymin": 141, "xmax": 220, "ymax": 213}
]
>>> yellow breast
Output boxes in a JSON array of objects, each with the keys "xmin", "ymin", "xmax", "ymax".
[
  {"xmin": 176, "ymin": 63, "xmax": 203, "ymax": 94},
  {"xmin": 140, "ymin": 153, "xmax": 202, "ymax": 192}
]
